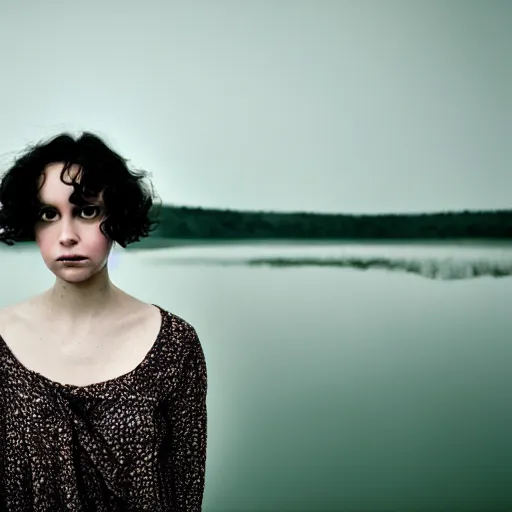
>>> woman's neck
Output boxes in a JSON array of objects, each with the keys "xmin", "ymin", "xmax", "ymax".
[{"xmin": 41, "ymin": 269, "xmax": 126, "ymax": 326}]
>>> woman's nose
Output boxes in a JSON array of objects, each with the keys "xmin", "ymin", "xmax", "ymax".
[{"xmin": 58, "ymin": 219, "xmax": 80, "ymax": 245}]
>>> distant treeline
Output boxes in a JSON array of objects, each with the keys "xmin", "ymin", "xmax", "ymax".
[{"xmin": 148, "ymin": 205, "xmax": 512, "ymax": 241}]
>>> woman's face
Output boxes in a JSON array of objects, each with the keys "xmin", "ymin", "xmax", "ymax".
[{"xmin": 34, "ymin": 162, "xmax": 113, "ymax": 283}]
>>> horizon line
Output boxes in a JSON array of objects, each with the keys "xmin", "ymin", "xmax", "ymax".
[{"xmin": 158, "ymin": 204, "xmax": 511, "ymax": 216}]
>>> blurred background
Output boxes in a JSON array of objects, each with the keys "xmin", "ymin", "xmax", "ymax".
[{"xmin": 0, "ymin": 1, "xmax": 511, "ymax": 510}]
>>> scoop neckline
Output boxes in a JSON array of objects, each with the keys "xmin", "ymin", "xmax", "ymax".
[{"xmin": 0, "ymin": 303, "xmax": 167, "ymax": 393}]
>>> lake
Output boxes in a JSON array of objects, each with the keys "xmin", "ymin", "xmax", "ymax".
[{"xmin": 1, "ymin": 240, "xmax": 511, "ymax": 511}]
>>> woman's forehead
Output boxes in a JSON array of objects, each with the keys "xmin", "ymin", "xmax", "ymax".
[
  {"xmin": 38, "ymin": 162, "xmax": 81, "ymax": 185},
  {"xmin": 37, "ymin": 162, "xmax": 103, "ymax": 204}
]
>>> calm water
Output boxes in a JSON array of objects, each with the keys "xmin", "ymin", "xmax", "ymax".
[{"xmin": 1, "ymin": 241, "xmax": 511, "ymax": 511}]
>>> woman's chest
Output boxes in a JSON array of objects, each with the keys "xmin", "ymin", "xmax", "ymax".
[
  {"xmin": 1, "ymin": 383, "xmax": 170, "ymax": 508},
  {"xmin": 0, "ymin": 306, "xmax": 162, "ymax": 387}
]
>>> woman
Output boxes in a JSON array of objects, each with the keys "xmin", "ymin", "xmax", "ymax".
[{"xmin": 0, "ymin": 132, "xmax": 207, "ymax": 510}]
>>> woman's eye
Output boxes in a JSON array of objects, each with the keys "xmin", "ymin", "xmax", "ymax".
[
  {"xmin": 80, "ymin": 206, "xmax": 100, "ymax": 219},
  {"xmin": 38, "ymin": 206, "xmax": 101, "ymax": 222},
  {"xmin": 40, "ymin": 209, "xmax": 57, "ymax": 221}
]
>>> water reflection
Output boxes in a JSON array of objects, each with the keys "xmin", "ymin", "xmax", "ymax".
[{"xmin": 142, "ymin": 242, "xmax": 512, "ymax": 280}]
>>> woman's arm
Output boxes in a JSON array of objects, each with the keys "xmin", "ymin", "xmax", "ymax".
[{"xmin": 164, "ymin": 331, "xmax": 208, "ymax": 510}]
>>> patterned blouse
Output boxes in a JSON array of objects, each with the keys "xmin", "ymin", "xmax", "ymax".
[{"xmin": 0, "ymin": 305, "xmax": 207, "ymax": 511}]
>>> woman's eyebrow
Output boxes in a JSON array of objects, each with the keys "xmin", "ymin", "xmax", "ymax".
[
  {"xmin": 38, "ymin": 201, "xmax": 62, "ymax": 208},
  {"xmin": 38, "ymin": 200, "xmax": 102, "ymax": 208}
]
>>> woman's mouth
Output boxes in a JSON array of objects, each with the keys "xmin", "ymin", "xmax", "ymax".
[{"xmin": 57, "ymin": 257, "xmax": 89, "ymax": 264}]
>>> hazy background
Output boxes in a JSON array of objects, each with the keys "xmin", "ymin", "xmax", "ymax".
[
  {"xmin": 0, "ymin": 0, "xmax": 510, "ymax": 214},
  {"xmin": 0, "ymin": 1, "xmax": 511, "ymax": 511}
]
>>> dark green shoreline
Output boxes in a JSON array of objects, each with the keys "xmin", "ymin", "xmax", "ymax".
[{"xmin": 131, "ymin": 205, "xmax": 512, "ymax": 249}]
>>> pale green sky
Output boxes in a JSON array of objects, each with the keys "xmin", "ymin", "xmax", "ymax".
[{"xmin": 0, "ymin": 0, "xmax": 510, "ymax": 214}]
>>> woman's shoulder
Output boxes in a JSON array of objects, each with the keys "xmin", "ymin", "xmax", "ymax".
[
  {"xmin": 0, "ymin": 305, "xmax": 8, "ymax": 334},
  {"xmin": 153, "ymin": 305, "xmax": 204, "ymax": 362},
  {"xmin": 0, "ymin": 298, "xmax": 35, "ymax": 333},
  {"xmin": 155, "ymin": 304, "xmax": 200, "ymax": 343}
]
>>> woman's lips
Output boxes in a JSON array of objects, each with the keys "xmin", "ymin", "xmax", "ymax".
[{"xmin": 58, "ymin": 258, "xmax": 89, "ymax": 265}]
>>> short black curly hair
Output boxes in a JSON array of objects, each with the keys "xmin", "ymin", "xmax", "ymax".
[{"xmin": 0, "ymin": 131, "xmax": 161, "ymax": 248}]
